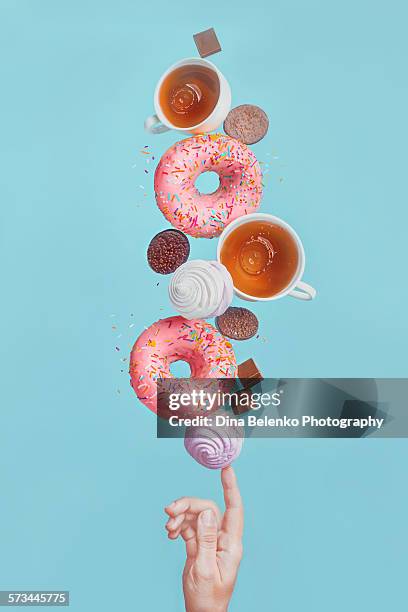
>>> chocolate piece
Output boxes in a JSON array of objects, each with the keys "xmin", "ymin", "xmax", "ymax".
[
  {"xmin": 238, "ymin": 358, "xmax": 263, "ymax": 382},
  {"xmin": 193, "ymin": 28, "xmax": 221, "ymax": 58},
  {"xmin": 238, "ymin": 358, "xmax": 264, "ymax": 392},
  {"xmin": 216, "ymin": 307, "xmax": 259, "ymax": 341},
  {"xmin": 224, "ymin": 104, "xmax": 269, "ymax": 144},
  {"xmin": 147, "ymin": 229, "xmax": 190, "ymax": 275},
  {"xmin": 231, "ymin": 389, "xmax": 256, "ymax": 415}
]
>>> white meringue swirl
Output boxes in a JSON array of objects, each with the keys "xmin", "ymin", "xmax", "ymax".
[{"xmin": 169, "ymin": 260, "xmax": 233, "ymax": 320}]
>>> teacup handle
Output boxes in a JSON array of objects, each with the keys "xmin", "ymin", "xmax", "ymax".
[
  {"xmin": 289, "ymin": 280, "xmax": 316, "ymax": 301},
  {"xmin": 144, "ymin": 114, "xmax": 170, "ymax": 134}
]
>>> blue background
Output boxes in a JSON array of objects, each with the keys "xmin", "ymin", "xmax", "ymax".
[{"xmin": 1, "ymin": 0, "xmax": 407, "ymax": 610}]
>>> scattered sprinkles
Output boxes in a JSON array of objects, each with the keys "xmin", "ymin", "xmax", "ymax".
[{"xmin": 133, "ymin": 146, "xmax": 156, "ymax": 202}]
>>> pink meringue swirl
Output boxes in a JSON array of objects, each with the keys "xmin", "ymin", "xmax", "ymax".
[{"xmin": 184, "ymin": 413, "xmax": 243, "ymax": 469}]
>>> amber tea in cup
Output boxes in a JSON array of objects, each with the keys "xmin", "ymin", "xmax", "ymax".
[
  {"xmin": 220, "ymin": 220, "xmax": 299, "ymax": 298},
  {"xmin": 158, "ymin": 64, "xmax": 220, "ymax": 128}
]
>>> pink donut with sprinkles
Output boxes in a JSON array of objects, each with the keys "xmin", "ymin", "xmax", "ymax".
[
  {"xmin": 154, "ymin": 134, "xmax": 263, "ymax": 238},
  {"xmin": 130, "ymin": 316, "xmax": 237, "ymax": 415}
]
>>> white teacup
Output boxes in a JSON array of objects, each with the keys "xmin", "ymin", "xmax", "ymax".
[
  {"xmin": 216, "ymin": 213, "xmax": 316, "ymax": 302},
  {"xmin": 144, "ymin": 57, "xmax": 231, "ymax": 135}
]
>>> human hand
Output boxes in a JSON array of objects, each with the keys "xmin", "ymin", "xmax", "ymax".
[{"xmin": 165, "ymin": 466, "xmax": 243, "ymax": 612}]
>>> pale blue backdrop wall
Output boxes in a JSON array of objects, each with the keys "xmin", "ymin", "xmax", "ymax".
[{"xmin": 1, "ymin": 1, "xmax": 407, "ymax": 610}]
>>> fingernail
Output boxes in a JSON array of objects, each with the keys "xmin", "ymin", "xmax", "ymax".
[{"xmin": 201, "ymin": 509, "xmax": 216, "ymax": 526}]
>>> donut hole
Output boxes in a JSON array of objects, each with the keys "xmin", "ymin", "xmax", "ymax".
[
  {"xmin": 195, "ymin": 171, "xmax": 220, "ymax": 195},
  {"xmin": 170, "ymin": 360, "xmax": 192, "ymax": 377}
]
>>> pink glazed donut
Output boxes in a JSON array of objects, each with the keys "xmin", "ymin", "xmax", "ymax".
[
  {"xmin": 130, "ymin": 316, "xmax": 237, "ymax": 414},
  {"xmin": 154, "ymin": 134, "xmax": 263, "ymax": 238}
]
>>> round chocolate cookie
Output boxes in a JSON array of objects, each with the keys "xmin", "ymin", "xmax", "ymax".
[
  {"xmin": 216, "ymin": 307, "xmax": 259, "ymax": 341},
  {"xmin": 223, "ymin": 104, "xmax": 269, "ymax": 145},
  {"xmin": 147, "ymin": 229, "xmax": 190, "ymax": 274}
]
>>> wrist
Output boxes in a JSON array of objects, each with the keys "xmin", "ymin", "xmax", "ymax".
[
  {"xmin": 186, "ymin": 605, "xmax": 227, "ymax": 612},
  {"xmin": 186, "ymin": 609, "xmax": 227, "ymax": 612}
]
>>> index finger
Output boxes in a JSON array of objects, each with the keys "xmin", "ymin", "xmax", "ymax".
[{"xmin": 221, "ymin": 466, "xmax": 243, "ymax": 540}]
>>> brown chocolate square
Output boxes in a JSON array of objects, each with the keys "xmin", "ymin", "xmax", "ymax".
[
  {"xmin": 238, "ymin": 359, "xmax": 264, "ymax": 386},
  {"xmin": 231, "ymin": 389, "xmax": 255, "ymax": 415},
  {"xmin": 193, "ymin": 28, "xmax": 221, "ymax": 58}
]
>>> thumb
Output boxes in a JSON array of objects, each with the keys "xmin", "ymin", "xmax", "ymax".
[{"xmin": 195, "ymin": 508, "xmax": 218, "ymax": 577}]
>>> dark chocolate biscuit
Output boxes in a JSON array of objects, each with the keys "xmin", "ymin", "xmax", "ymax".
[
  {"xmin": 223, "ymin": 104, "xmax": 269, "ymax": 144},
  {"xmin": 147, "ymin": 229, "xmax": 190, "ymax": 274},
  {"xmin": 216, "ymin": 307, "xmax": 259, "ymax": 340}
]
